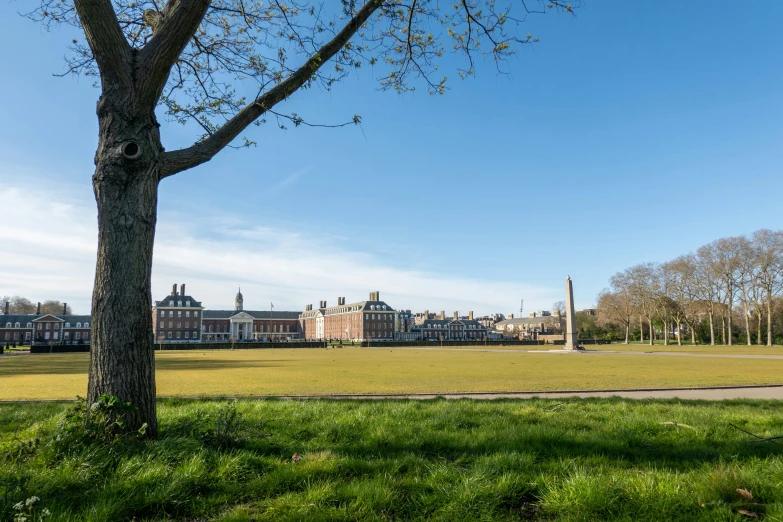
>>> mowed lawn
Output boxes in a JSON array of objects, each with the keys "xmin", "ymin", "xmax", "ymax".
[
  {"xmin": 3, "ymin": 347, "xmax": 783, "ymax": 400},
  {"xmin": 2, "ymin": 399, "xmax": 783, "ymax": 521}
]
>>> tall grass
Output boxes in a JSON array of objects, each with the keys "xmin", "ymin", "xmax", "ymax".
[{"xmin": 1, "ymin": 399, "xmax": 782, "ymax": 521}]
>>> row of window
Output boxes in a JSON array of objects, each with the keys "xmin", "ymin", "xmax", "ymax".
[
  {"xmin": 165, "ymin": 331, "xmax": 198, "ymax": 339},
  {"xmin": 160, "ymin": 310, "xmax": 199, "ymax": 318},
  {"xmin": 167, "ymin": 300, "xmax": 193, "ymax": 307},
  {"xmin": 4, "ymin": 331, "xmax": 90, "ymax": 341},
  {"xmin": 367, "ymin": 313, "xmax": 392, "ymax": 321},
  {"xmin": 202, "ymin": 324, "xmax": 292, "ymax": 333},
  {"xmin": 4, "ymin": 322, "xmax": 89, "ymax": 329},
  {"xmin": 159, "ymin": 321, "xmax": 195, "ymax": 329}
]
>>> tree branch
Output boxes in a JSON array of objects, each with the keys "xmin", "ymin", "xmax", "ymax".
[
  {"xmin": 73, "ymin": 0, "xmax": 133, "ymax": 89},
  {"xmin": 160, "ymin": 0, "xmax": 383, "ymax": 178},
  {"xmin": 136, "ymin": 0, "xmax": 212, "ymax": 110}
]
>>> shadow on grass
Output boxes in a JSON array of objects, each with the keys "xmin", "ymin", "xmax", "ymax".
[{"xmin": 0, "ymin": 358, "xmax": 285, "ymax": 376}]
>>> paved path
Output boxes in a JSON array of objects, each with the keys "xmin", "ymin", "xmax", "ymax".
[{"xmin": 385, "ymin": 347, "xmax": 783, "ymax": 360}]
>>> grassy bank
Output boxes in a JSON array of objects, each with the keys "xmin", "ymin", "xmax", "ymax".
[
  {"xmin": 2, "ymin": 399, "xmax": 783, "ymax": 521},
  {"xmin": 3, "ymin": 348, "xmax": 783, "ymax": 400}
]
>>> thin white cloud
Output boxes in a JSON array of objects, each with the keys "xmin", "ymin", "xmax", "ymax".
[{"xmin": 0, "ymin": 182, "xmax": 561, "ymax": 316}]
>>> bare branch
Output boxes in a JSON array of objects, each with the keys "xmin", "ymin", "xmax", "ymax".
[
  {"xmin": 135, "ymin": 0, "xmax": 212, "ymax": 109},
  {"xmin": 160, "ymin": 0, "xmax": 383, "ymax": 177}
]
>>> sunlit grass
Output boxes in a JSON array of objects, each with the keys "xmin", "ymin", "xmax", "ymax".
[
  {"xmin": 1, "ymin": 398, "xmax": 782, "ymax": 521},
  {"xmin": 2, "ymin": 348, "xmax": 783, "ymax": 400}
]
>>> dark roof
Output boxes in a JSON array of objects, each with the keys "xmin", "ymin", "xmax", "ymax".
[
  {"xmin": 154, "ymin": 295, "xmax": 204, "ymax": 307},
  {"xmin": 2, "ymin": 314, "xmax": 91, "ymax": 326},
  {"xmin": 414, "ymin": 318, "xmax": 487, "ymax": 330},
  {"xmin": 202, "ymin": 310, "xmax": 301, "ymax": 320},
  {"xmin": 496, "ymin": 316, "xmax": 561, "ymax": 326}
]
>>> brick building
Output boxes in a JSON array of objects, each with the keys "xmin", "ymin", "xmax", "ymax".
[
  {"xmin": 152, "ymin": 284, "xmax": 205, "ymax": 343},
  {"xmin": 200, "ymin": 288, "xmax": 301, "ymax": 341},
  {"xmin": 1, "ymin": 301, "xmax": 90, "ymax": 345},
  {"xmin": 299, "ymin": 291, "xmax": 396, "ymax": 341},
  {"xmin": 413, "ymin": 310, "xmax": 488, "ymax": 340}
]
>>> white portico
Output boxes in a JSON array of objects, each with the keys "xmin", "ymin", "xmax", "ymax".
[{"xmin": 229, "ymin": 311, "xmax": 255, "ymax": 340}]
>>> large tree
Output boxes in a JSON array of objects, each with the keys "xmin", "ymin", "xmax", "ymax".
[{"xmin": 26, "ymin": 0, "xmax": 576, "ymax": 434}]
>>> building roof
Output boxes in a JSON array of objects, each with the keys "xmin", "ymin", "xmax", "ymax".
[
  {"xmin": 301, "ymin": 300, "xmax": 396, "ymax": 319},
  {"xmin": 496, "ymin": 316, "xmax": 562, "ymax": 326},
  {"xmin": 154, "ymin": 295, "xmax": 204, "ymax": 308},
  {"xmin": 1, "ymin": 314, "xmax": 91, "ymax": 326},
  {"xmin": 202, "ymin": 310, "xmax": 301, "ymax": 320}
]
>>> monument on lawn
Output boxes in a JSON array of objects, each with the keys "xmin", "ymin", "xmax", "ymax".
[{"xmin": 564, "ymin": 275, "xmax": 580, "ymax": 350}]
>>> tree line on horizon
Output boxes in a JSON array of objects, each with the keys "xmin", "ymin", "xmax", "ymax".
[
  {"xmin": 0, "ymin": 296, "xmax": 73, "ymax": 316},
  {"xmin": 594, "ymin": 229, "xmax": 783, "ymax": 346}
]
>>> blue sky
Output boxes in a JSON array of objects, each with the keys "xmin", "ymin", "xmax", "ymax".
[{"xmin": 1, "ymin": 1, "xmax": 782, "ymax": 315}]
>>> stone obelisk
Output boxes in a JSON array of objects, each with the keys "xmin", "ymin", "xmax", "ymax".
[{"xmin": 564, "ymin": 275, "xmax": 580, "ymax": 350}]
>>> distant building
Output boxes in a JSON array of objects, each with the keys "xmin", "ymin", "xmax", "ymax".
[
  {"xmin": 412, "ymin": 311, "xmax": 488, "ymax": 340},
  {"xmin": 495, "ymin": 314, "xmax": 563, "ymax": 340},
  {"xmin": 0, "ymin": 301, "xmax": 90, "ymax": 345},
  {"xmin": 475, "ymin": 313, "xmax": 505, "ymax": 329},
  {"xmin": 299, "ymin": 291, "xmax": 396, "ymax": 341},
  {"xmin": 152, "ymin": 284, "xmax": 205, "ymax": 343}
]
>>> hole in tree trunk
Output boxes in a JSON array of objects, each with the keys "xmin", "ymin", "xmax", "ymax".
[{"xmin": 122, "ymin": 141, "xmax": 142, "ymax": 159}]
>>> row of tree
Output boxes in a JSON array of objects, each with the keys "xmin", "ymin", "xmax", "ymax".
[
  {"xmin": 596, "ymin": 229, "xmax": 783, "ymax": 346},
  {"xmin": 1, "ymin": 296, "xmax": 73, "ymax": 315}
]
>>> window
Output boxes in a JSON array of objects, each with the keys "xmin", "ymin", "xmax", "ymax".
[
  {"xmin": 65, "ymin": 322, "xmax": 70, "ymax": 328},
  {"xmin": 176, "ymin": 332, "xmax": 181, "ymax": 339},
  {"xmin": 169, "ymin": 300, "xmax": 174, "ymax": 306},
  {"xmin": 185, "ymin": 332, "xmax": 189, "ymax": 339},
  {"xmin": 169, "ymin": 311, "xmax": 173, "ymax": 317},
  {"xmin": 25, "ymin": 332, "xmax": 31, "ymax": 341},
  {"xmin": 14, "ymin": 322, "xmax": 20, "ymax": 328},
  {"xmin": 53, "ymin": 332, "xmax": 59, "ymax": 340},
  {"xmin": 64, "ymin": 332, "xmax": 70, "ymax": 339},
  {"xmin": 194, "ymin": 311, "xmax": 199, "ymax": 318},
  {"xmin": 76, "ymin": 322, "xmax": 82, "ymax": 328},
  {"xmin": 26, "ymin": 323, "xmax": 31, "ymax": 328},
  {"xmin": 286, "ymin": 325, "xmax": 290, "ymax": 333},
  {"xmin": 186, "ymin": 311, "xmax": 190, "ymax": 318},
  {"xmin": 167, "ymin": 332, "xmax": 172, "ymax": 339},
  {"xmin": 54, "ymin": 323, "xmax": 59, "ymax": 330},
  {"xmin": 13, "ymin": 333, "xmax": 19, "ymax": 340},
  {"xmin": 178, "ymin": 301, "xmax": 182, "ymax": 307},
  {"xmin": 45, "ymin": 323, "xmax": 50, "ymax": 330},
  {"xmin": 209, "ymin": 326, "xmax": 213, "ymax": 332},
  {"xmin": 185, "ymin": 321, "xmax": 189, "ymax": 328},
  {"xmin": 4, "ymin": 333, "xmax": 8, "ymax": 340},
  {"xmin": 4, "ymin": 322, "xmax": 10, "ymax": 328},
  {"xmin": 45, "ymin": 332, "xmax": 50, "ymax": 340},
  {"xmin": 84, "ymin": 333, "xmax": 89, "ymax": 341},
  {"xmin": 178, "ymin": 311, "xmax": 182, "ymax": 318},
  {"xmin": 177, "ymin": 322, "xmax": 181, "ymax": 328},
  {"xmin": 84, "ymin": 322, "xmax": 89, "ymax": 328},
  {"xmin": 75, "ymin": 332, "xmax": 81, "ymax": 340},
  {"xmin": 160, "ymin": 311, "xmax": 165, "ymax": 317},
  {"xmin": 168, "ymin": 321, "xmax": 173, "ymax": 328},
  {"xmin": 186, "ymin": 301, "xmax": 191, "ymax": 306},
  {"xmin": 192, "ymin": 332, "xmax": 198, "ymax": 339}
]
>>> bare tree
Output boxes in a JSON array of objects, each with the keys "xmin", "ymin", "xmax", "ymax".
[
  {"xmin": 626, "ymin": 263, "xmax": 659, "ymax": 346},
  {"xmin": 9, "ymin": 297, "xmax": 37, "ymax": 314},
  {"xmin": 552, "ymin": 300, "xmax": 566, "ymax": 316},
  {"xmin": 24, "ymin": 0, "xmax": 577, "ymax": 434},
  {"xmin": 693, "ymin": 244, "xmax": 721, "ymax": 346},
  {"xmin": 40, "ymin": 300, "xmax": 73, "ymax": 315},
  {"xmin": 753, "ymin": 229, "xmax": 783, "ymax": 346},
  {"xmin": 596, "ymin": 289, "xmax": 632, "ymax": 344}
]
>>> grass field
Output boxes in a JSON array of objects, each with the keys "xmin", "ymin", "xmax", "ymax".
[
  {"xmin": 2, "ymin": 398, "xmax": 783, "ymax": 521},
  {"xmin": 3, "ymin": 348, "xmax": 783, "ymax": 400}
]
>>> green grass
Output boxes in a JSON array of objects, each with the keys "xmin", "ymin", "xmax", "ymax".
[
  {"xmin": 2, "ymin": 399, "xmax": 783, "ymax": 521},
  {"xmin": 3, "ymin": 348, "xmax": 783, "ymax": 400}
]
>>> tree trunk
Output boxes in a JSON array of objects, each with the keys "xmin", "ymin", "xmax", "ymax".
[
  {"xmin": 87, "ymin": 96, "xmax": 162, "ymax": 436},
  {"xmin": 663, "ymin": 321, "xmax": 669, "ymax": 345},
  {"xmin": 691, "ymin": 322, "xmax": 696, "ymax": 345},
  {"xmin": 677, "ymin": 322, "xmax": 682, "ymax": 346},
  {"xmin": 757, "ymin": 311, "xmax": 763, "ymax": 346},
  {"xmin": 727, "ymin": 296, "xmax": 733, "ymax": 346},
  {"xmin": 639, "ymin": 316, "xmax": 644, "ymax": 343},
  {"xmin": 649, "ymin": 318, "xmax": 654, "ymax": 346},
  {"xmin": 720, "ymin": 315, "xmax": 725, "ymax": 345},
  {"xmin": 624, "ymin": 323, "xmax": 629, "ymax": 344},
  {"xmin": 767, "ymin": 298, "xmax": 773, "ymax": 346},
  {"xmin": 743, "ymin": 302, "xmax": 751, "ymax": 346},
  {"xmin": 709, "ymin": 310, "xmax": 715, "ymax": 346}
]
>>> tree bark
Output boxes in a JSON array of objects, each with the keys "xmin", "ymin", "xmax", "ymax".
[
  {"xmin": 709, "ymin": 309, "xmax": 715, "ymax": 346},
  {"xmin": 87, "ymin": 93, "xmax": 162, "ymax": 436},
  {"xmin": 757, "ymin": 311, "xmax": 763, "ymax": 345},
  {"xmin": 649, "ymin": 318, "xmax": 654, "ymax": 346},
  {"xmin": 677, "ymin": 322, "xmax": 682, "ymax": 346},
  {"xmin": 663, "ymin": 320, "xmax": 669, "ymax": 345},
  {"xmin": 742, "ymin": 302, "xmax": 751, "ymax": 346},
  {"xmin": 624, "ymin": 323, "xmax": 629, "ymax": 344},
  {"xmin": 767, "ymin": 298, "xmax": 773, "ymax": 346}
]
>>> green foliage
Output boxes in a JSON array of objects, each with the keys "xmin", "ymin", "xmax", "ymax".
[
  {"xmin": 52, "ymin": 395, "xmax": 147, "ymax": 452},
  {"xmin": 1, "ymin": 399, "xmax": 783, "ymax": 520}
]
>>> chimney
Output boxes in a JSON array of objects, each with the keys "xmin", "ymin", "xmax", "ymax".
[
  {"xmin": 530, "ymin": 312, "xmax": 536, "ymax": 318},
  {"xmin": 36, "ymin": 302, "xmax": 41, "ymax": 315},
  {"xmin": 4, "ymin": 301, "xmax": 8, "ymax": 315},
  {"xmin": 424, "ymin": 309, "xmax": 429, "ymax": 319},
  {"xmin": 469, "ymin": 311, "xmax": 474, "ymax": 320},
  {"xmin": 375, "ymin": 291, "xmax": 380, "ymax": 301},
  {"xmin": 510, "ymin": 313, "xmax": 514, "ymax": 319},
  {"xmin": 453, "ymin": 311, "xmax": 458, "ymax": 320},
  {"xmin": 63, "ymin": 303, "xmax": 67, "ymax": 315},
  {"xmin": 172, "ymin": 284, "xmax": 177, "ymax": 296},
  {"xmin": 180, "ymin": 284, "xmax": 186, "ymax": 296},
  {"xmin": 440, "ymin": 310, "xmax": 445, "ymax": 320}
]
